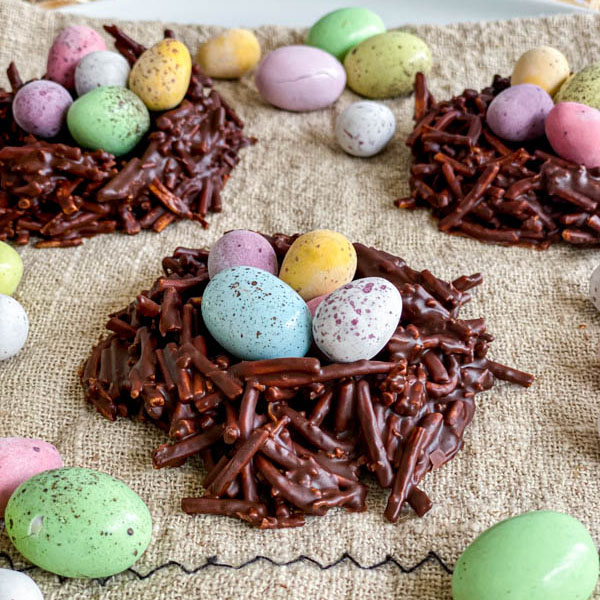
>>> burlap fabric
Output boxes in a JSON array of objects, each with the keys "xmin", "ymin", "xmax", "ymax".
[{"xmin": 1, "ymin": 1, "xmax": 600, "ymax": 597}]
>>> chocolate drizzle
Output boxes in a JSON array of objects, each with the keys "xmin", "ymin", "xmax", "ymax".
[
  {"xmin": 0, "ymin": 27, "xmax": 255, "ymax": 247},
  {"xmin": 399, "ymin": 73, "xmax": 600, "ymax": 247},
  {"xmin": 81, "ymin": 233, "xmax": 533, "ymax": 527}
]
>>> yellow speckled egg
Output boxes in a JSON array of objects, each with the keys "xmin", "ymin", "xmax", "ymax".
[
  {"xmin": 279, "ymin": 230, "xmax": 357, "ymax": 301},
  {"xmin": 129, "ymin": 39, "xmax": 192, "ymax": 111},
  {"xmin": 197, "ymin": 29, "xmax": 261, "ymax": 79},
  {"xmin": 512, "ymin": 46, "xmax": 570, "ymax": 97}
]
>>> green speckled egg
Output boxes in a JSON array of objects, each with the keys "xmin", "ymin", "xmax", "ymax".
[
  {"xmin": 5, "ymin": 467, "xmax": 152, "ymax": 578},
  {"xmin": 452, "ymin": 511, "xmax": 599, "ymax": 600},
  {"xmin": 67, "ymin": 86, "xmax": 150, "ymax": 156},
  {"xmin": 344, "ymin": 31, "xmax": 432, "ymax": 99},
  {"xmin": 554, "ymin": 62, "xmax": 600, "ymax": 110}
]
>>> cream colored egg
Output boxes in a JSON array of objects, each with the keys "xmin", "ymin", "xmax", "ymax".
[{"xmin": 511, "ymin": 46, "xmax": 569, "ymax": 96}]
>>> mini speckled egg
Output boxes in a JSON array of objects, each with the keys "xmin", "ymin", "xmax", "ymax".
[
  {"xmin": 0, "ymin": 438, "xmax": 62, "ymax": 517},
  {"xmin": 12, "ymin": 81, "xmax": 72, "ymax": 138},
  {"xmin": 0, "ymin": 569, "xmax": 44, "ymax": 600},
  {"xmin": 75, "ymin": 50, "xmax": 131, "ymax": 97},
  {"xmin": 0, "ymin": 241, "xmax": 23, "ymax": 295},
  {"xmin": 0, "ymin": 294, "xmax": 29, "ymax": 361},
  {"xmin": 129, "ymin": 39, "xmax": 192, "ymax": 111},
  {"xmin": 312, "ymin": 277, "xmax": 402, "ymax": 363},
  {"xmin": 335, "ymin": 100, "xmax": 396, "ymax": 157},
  {"xmin": 590, "ymin": 264, "xmax": 600, "ymax": 311},
  {"xmin": 255, "ymin": 46, "xmax": 346, "ymax": 112},
  {"xmin": 512, "ymin": 46, "xmax": 570, "ymax": 97},
  {"xmin": 452, "ymin": 511, "xmax": 599, "ymax": 600},
  {"xmin": 5, "ymin": 467, "xmax": 152, "ymax": 578},
  {"xmin": 306, "ymin": 7, "xmax": 385, "ymax": 61},
  {"xmin": 279, "ymin": 230, "xmax": 357, "ymax": 301},
  {"xmin": 344, "ymin": 31, "xmax": 432, "ymax": 99},
  {"xmin": 486, "ymin": 84, "xmax": 553, "ymax": 141},
  {"xmin": 555, "ymin": 62, "xmax": 600, "ymax": 109},
  {"xmin": 201, "ymin": 266, "xmax": 312, "ymax": 360},
  {"xmin": 197, "ymin": 29, "xmax": 261, "ymax": 79},
  {"xmin": 208, "ymin": 230, "xmax": 278, "ymax": 278},
  {"xmin": 306, "ymin": 294, "xmax": 328, "ymax": 316},
  {"xmin": 67, "ymin": 86, "xmax": 150, "ymax": 156},
  {"xmin": 47, "ymin": 25, "xmax": 107, "ymax": 91},
  {"xmin": 546, "ymin": 102, "xmax": 600, "ymax": 168}
]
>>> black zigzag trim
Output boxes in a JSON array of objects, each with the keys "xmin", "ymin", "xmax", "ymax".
[{"xmin": 0, "ymin": 550, "xmax": 453, "ymax": 586}]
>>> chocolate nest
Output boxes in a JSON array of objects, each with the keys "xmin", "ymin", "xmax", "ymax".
[
  {"xmin": 0, "ymin": 27, "xmax": 255, "ymax": 248},
  {"xmin": 81, "ymin": 233, "xmax": 533, "ymax": 528},
  {"xmin": 398, "ymin": 73, "xmax": 600, "ymax": 248}
]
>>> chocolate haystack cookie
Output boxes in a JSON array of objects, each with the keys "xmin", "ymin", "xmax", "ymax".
[
  {"xmin": 81, "ymin": 233, "xmax": 533, "ymax": 528},
  {"xmin": 398, "ymin": 73, "xmax": 600, "ymax": 248},
  {"xmin": 0, "ymin": 27, "xmax": 255, "ymax": 248}
]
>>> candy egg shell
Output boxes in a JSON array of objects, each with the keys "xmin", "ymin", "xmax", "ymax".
[
  {"xmin": 67, "ymin": 86, "xmax": 150, "ymax": 157},
  {"xmin": 129, "ymin": 39, "xmax": 192, "ymax": 111},
  {"xmin": 590, "ymin": 264, "xmax": 600, "ymax": 311},
  {"xmin": 306, "ymin": 7, "xmax": 386, "ymax": 61},
  {"xmin": 554, "ymin": 62, "xmax": 600, "ymax": 110},
  {"xmin": 511, "ymin": 46, "xmax": 570, "ymax": 96},
  {"xmin": 452, "ymin": 511, "xmax": 599, "ymax": 600},
  {"xmin": 0, "ymin": 241, "xmax": 23, "ymax": 295},
  {"xmin": 5, "ymin": 467, "xmax": 152, "ymax": 578},
  {"xmin": 279, "ymin": 230, "xmax": 357, "ymax": 301},
  {"xmin": 344, "ymin": 31, "xmax": 432, "ymax": 99},
  {"xmin": 546, "ymin": 102, "xmax": 600, "ymax": 168},
  {"xmin": 335, "ymin": 100, "xmax": 396, "ymax": 157},
  {"xmin": 201, "ymin": 266, "xmax": 312, "ymax": 360},
  {"xmin": 486, "ymin": 84, "xmax": 553, "ymax": 141},
  {"xmin": 0, "ymin": 569, "xmax": 44, "ymax": 600},
  {"xmin": 0, "ymin": 438, "xmax": 62, "ymax": 517},
  {"xmin": 208, "ymin": 230, "xmax": 278, "ymax": 278},
  {"xmin": 47, "ymin": 25, "xmax": 107, "ymax": 90},
  {"xmin": 306, "ymin": 294, "xmax": 328, "ymax": 317},
  {"xmin": 255, "ymin": 45, "xmax": 346, "ymax": 112},
  {"xmin": 12, "ymin": 81, "xmax": 72, "ymax": 139},
  {"xmin": 75, "ymin": 50, "xmax": 131, "ymax": 97},
  {"xmin": 0, "ymin": 294, "xmax": 29, "ymax": 361},
  {"xmin": 313, "ymin": 277, "xmax": 402, "ymax": 363},
  {"xmin": 197, "ymin": 29, "xmax": 261, "ymax": 79}
]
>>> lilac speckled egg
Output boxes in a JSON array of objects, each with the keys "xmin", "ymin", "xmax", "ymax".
[
  {"xmin": 255, "ymin": 45, "xmax": 346, "ymax": 112},
  {"xmin": 307, "ymin": 294, "xmax": 328, "ymax": 316},
  {"xmin": 546, "ymin": 102, "xmax": 600, "ymax": 169},
  {"xmin": 486, "ymin": 84, "xmax": 554, "ymax": 142},
  {"xmin": 47, "ymin": 25, "xmax": 107, "ymax": 91},
  {"xmin": 13, "ymin": 81, "xmax": 72, "ymax": 138},
  {"xmin": 208, "ymin": 230, "xmax": 278, "ymax": 279},
  {"xmin": 0, "ymin": 437, "xmax": 62, "ymax": 517},
  {"xmin": 313, "ymin": 277, "xmax": 402, "ymax": 363},
  {"xmin": 589, "ymin": 264, "xmax": 600, "ymax": 311},
  {"xmin": 0, "ymin": 569, "xmax": 44, "ymax": 600}
]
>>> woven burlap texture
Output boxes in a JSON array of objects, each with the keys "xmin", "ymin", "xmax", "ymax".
[{"xmin": 0, "ymin": 1, "xmax": 599, "ymax": 598}]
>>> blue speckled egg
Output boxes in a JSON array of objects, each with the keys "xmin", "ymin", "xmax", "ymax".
[{"xmin": 201, "ymin": 266, "xmax": 312, "ymax": 360}]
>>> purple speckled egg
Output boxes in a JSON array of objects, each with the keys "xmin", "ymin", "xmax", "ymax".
[
  {"xmin": 312, "ymin": 277, "xmax": 402, "ymax": 363},
  {"xmin": 47, "ymin": 25, "xmax": 107, "ymax": 91},
  {"xmin": 13, "ymin": 81, "xmax": 72, "ymax": 138},
  {"xmin": 546, "ymin": 102, "xmax": 600, "ymax": 169},
  {"xmin": 255, "ymin": 45, "xmax": 346, "ymax": 112},
  {"xmin": 306, "ymin": 294, "xmax": 328, "ymax": 316},
  {"xmin": 486, "ymin": 84, "xmax": 553, "ymax": 142},
  {"xmin": 0, "ymin": 437, "xmax": 62, "ymax": 517},
  {"xmin": 208, "ymin": 230, "xmax": 278, "ymax": 279}
]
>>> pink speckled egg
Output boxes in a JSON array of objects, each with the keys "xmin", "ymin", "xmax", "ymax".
[
  {"xmin": 208, "ymin": 230, "xmax": 278, "ymax": 279},
  {"xmin": 13, "ymin": 80, "xmax": 72, "ymax": 138},
  {"xmin": 546, "ymin": 102, "xmax": 600, "ymax": 169},
  {"xmin": 312, "ymin": 277, "xmax": 402, "ymax": 363},
  {"xmin": 47, "ymin": 25, "xmax": 107, "ymax": 91},
  {"xmin": 486, "ymin": 84, "xmax": 553, "ymax": 142},
  {"xmin": 306, "ymin": 294, "xmax": 328, "ymax": 316},
  {"xmin": 0, "ymin": 437, "xmax": 62, "ymax": 516}
]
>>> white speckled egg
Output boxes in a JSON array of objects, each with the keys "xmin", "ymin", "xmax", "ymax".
[
  {"xmin": 0, "ymin": 294, "xmax": 29, "ymax": 360},
  {"xmin": 590, "ymin": 264, "xmax": 600, "ymax": 311},
  {"xmin": 313, "ymin": 277, "xmax": 402, "ymax": 363},
  {"xmin": 0, "ymin": 568, "xmax": 44, "ymax": 600},
  {"xmin": 75, "ymin": 50, "xmax": 131, "ymax": 97},
  {"xmin": 335, "ymin": 101, "xmax": 396, "ymax": 157}
]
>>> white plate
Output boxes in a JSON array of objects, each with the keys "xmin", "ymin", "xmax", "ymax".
[{"xmin": 59, "ymin": 0, "xmax": 590, "ymax": 27}]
